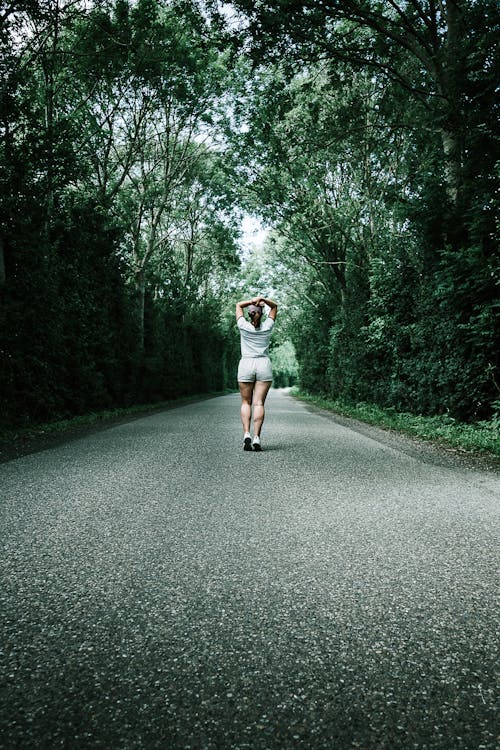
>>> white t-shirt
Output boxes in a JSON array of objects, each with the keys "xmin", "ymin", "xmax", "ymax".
[{"xmin": 237, "ymin": 316, "xmax": 275, "ymax": 357}]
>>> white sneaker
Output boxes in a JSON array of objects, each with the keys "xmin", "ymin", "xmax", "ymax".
[{"xmin": 252, "ymin": 436, "xmax": 262, "ymax": 452}]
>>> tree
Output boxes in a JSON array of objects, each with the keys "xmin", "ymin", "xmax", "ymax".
[
  {"xmin": 227, "ymin": 0, "xmax": 499, "ymax": 249},
  {"xmin": 61, "ymin": 0, "xmax": 234, "ymax": 351},
  {"xmin": 222, "ymin": 9, "xmax": 499, "ymax": 417},
  {"xmin": 0, "ymin": 0, "xmax": 243, "ymax": 428}
]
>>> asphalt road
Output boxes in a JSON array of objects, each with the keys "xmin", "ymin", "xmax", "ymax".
[{"xmin": 0, "ymin": 390, "xmax": 498, "ymax": 749}]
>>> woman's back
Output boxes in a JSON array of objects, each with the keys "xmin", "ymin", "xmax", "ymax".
[{"xmin": 237, "ymin": 316, "xmax": 275, "ymax": 357}]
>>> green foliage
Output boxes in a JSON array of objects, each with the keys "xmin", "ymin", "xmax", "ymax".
[
  {"xmin": 1, "ymin": 0, "xmax": 498, "ymax": 432},
  {"xmin": 293, "ymin": 391, "xmax": 500, "ymax": 457},
  {"xmin": 0, "ymin": 0, "xmax": 241, "ymax": 430},
  {"xmin": 0, "ymin": 193, "xmax": 134, "ymax": 428},
  {"xmin": 270, "ymin": 340, "xmax": 298, "ymax": 388},
  {"xmin": 225, "ymin": 3, "xmax": 499, "ymax": 421}
]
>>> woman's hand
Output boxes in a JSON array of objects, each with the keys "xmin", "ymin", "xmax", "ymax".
[
  {"xmin": 257, "ymin": 296, "xmax": 278, "ymax": 320},
  {"xmin": 252, "ymin": 296, "xmax": 265, "ymax": 307}
]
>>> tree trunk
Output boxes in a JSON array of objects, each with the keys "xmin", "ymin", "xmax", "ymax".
[
  {"xmin": 437, "ymin": 0, "xmax": 465, "ymax": 208},
  {"xmin": 0, "ymin": 237, "xmax": 5, "ymax": 286},
  {"xmin": 42, "ymin": 0, "xmax": 60, "ymax": 235},
  {"xmin": 133, "ymin": 269, "xmax": 146, "ymax": 354},
  {"xmin": 440, "ymin": 127, "xmax": 461, "ymax": 205}
]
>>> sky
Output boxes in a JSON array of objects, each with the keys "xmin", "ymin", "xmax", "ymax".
[{"xmin": 239, "ymin": 215, "xmax": 269, "ymax": 258}]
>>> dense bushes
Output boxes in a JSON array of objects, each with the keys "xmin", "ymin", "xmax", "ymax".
[
  {"xmin": 0, "ymin": 197, "xmax": 236, "ymax": 430},
  {"xmin": 2, "ymin": 0, "xmax": 497, "ymax": 431},
  {"xmin": 293, "ymin": 241, "xmax": 499, "ymax": 421},
  {"xmin": 230, "ymin": 0, "xmax": 499, "ymax": 422},
  {"xmin": 0, "ymin": 1, "xmax": 239, "ymax": 431}
]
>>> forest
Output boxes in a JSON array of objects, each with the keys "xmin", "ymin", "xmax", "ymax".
[{"xmin": 1, "ymin": 0, "xmax": 498, "ymax": 432}]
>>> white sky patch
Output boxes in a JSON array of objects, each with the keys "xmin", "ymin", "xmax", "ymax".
[
  {"xmin": 218, "ymin": 3, "xmax": 249, "ymax": 32},
  {"xmin": 239, "ymin": 215, "xmax": 269, "ymax": 258}
]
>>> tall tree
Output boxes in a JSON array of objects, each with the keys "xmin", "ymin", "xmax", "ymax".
[
  {"xmin": 68, "ymin": 0, "xmax": 235, "ymax": 350},
  {"xmin": 227, "ymin": 0, "xmax": 498, "ymax": 249},
  {"xmin": 0, "ymin": 0, "xmax": 242, "ymax": 428},
  {"xmin": 223, "ymin": 8, "xmax": 499, "ymax": 417}
]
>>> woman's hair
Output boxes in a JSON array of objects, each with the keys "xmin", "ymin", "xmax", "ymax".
[
  {"xmin": 248, "ymin": 305, "xmax": 262, "ymax": 328},
  {"xmin": 248, "ymin": 304, "xmax": 263, "ymax": 315}
]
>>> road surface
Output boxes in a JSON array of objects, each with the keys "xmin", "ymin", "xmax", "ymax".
[{"xmin": 0, "ymin": 390, "xmax": 498, "ymax": 748}]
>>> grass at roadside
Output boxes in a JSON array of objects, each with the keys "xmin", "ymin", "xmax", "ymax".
[{"xmin": 291, "ymin": 390, "xmax": 500, "ymax": 457}]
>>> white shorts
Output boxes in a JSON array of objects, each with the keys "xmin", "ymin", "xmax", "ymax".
[{"xmin": 238, "ymin": 356, "xmax": 273, "ymax": 383}]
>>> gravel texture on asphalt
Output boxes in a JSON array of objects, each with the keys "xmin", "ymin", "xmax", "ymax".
[{"xmin": 0, "ymin": 390, "xmax": 498, "ymax": 749}]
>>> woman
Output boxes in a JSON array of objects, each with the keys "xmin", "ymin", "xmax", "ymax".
[{"xmin": 236, "ymin": 295, "xmax": 278, "ymax": 451}]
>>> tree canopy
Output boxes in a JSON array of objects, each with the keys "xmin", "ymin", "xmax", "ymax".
[{"xmin": 1, "ymin": 0, "xmax": 498, "ymax": 428}]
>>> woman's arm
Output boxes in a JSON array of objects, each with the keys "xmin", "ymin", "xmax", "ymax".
[
  {"xmin": 256, "ymin": 296, "xmax": 278, "ymax": 321},
  {"xmin": 236, "ymin": 296, "xmax": 277, "ymax": 321},
  {"xmin": 235, "ymin": 298, "xmax": 254, "ymax": 320}
]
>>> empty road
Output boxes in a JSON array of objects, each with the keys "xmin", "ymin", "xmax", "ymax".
[{"xmin": 0, "ymin": 390, "xmax": 498, "ymax": 749}]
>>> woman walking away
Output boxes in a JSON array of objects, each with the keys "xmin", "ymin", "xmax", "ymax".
[{"xmin": 236, "ymin": 296, "xmax": 278, "ymax": 451}]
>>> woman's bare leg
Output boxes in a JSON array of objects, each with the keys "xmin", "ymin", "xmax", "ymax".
[
  {"xmin": 252, "ymin": 380, "xmax": 272, "ymax": 438},
  {"xmin": 239, "ymin": 381, "xmax": 254, "ymax": 434}
]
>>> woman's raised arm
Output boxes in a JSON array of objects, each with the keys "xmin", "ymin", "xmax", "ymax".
[
  {"xmin": 235, "ymin": 298, "xmax": 254, "ymax": 320},
  {"xmin": 256, "ymin": 297, "xmax": 278, "ymax": 321}
]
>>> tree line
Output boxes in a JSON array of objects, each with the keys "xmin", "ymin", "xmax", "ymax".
[
  {"xmin": 1, "ymin": 0, "xmax": 498, "ymax": 430},
  {"xmin": 228, "ymin": 0, "xmax": 499, "ymax": 420},
  {"xmin": 1, "ymin": 0, "xmax": 242, "ymax": 429}
]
